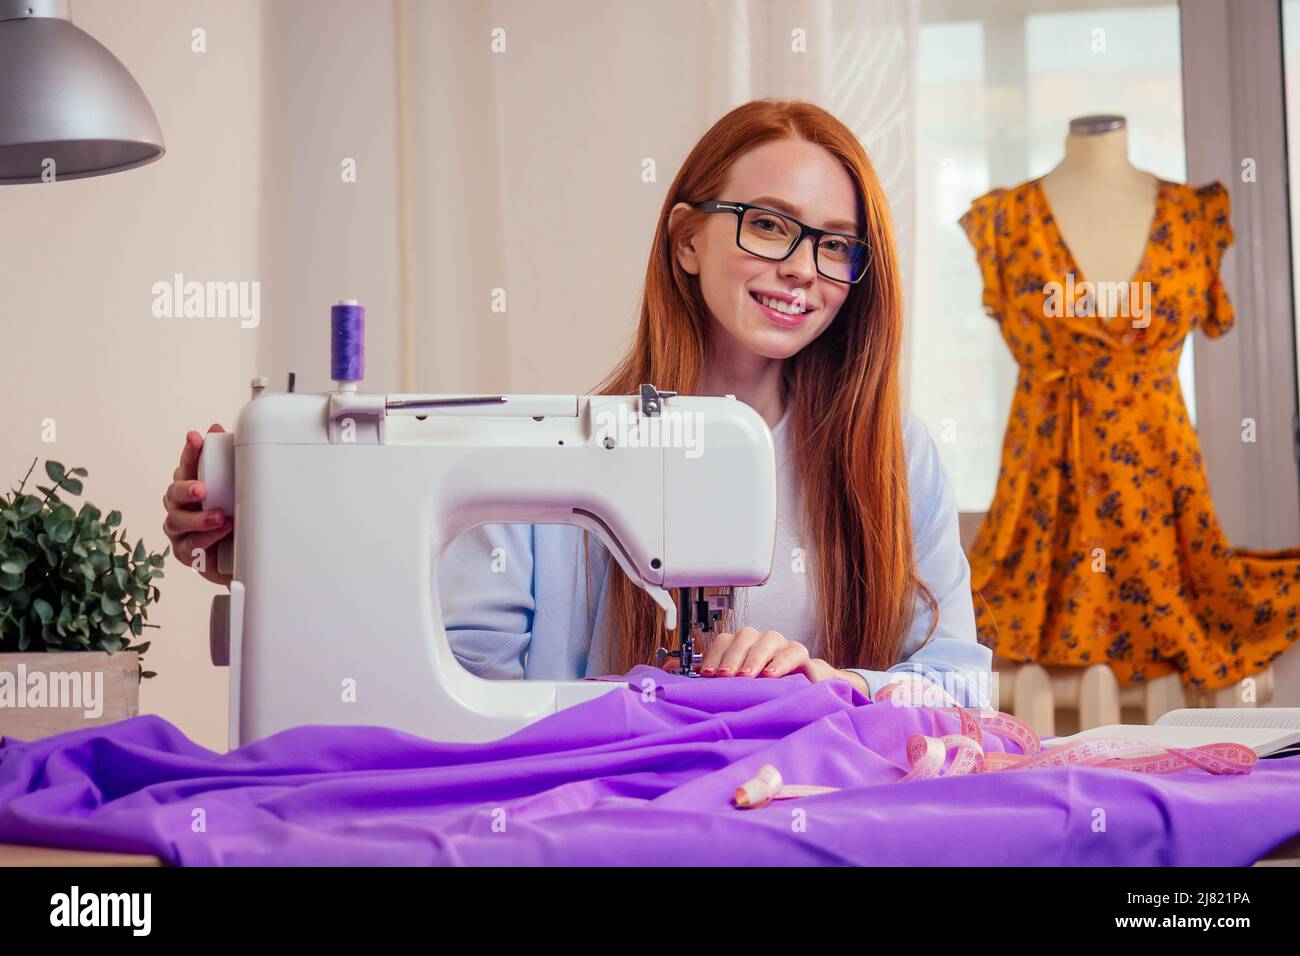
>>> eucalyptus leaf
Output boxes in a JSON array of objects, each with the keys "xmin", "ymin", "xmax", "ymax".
[{"xmin": 0, "ymin": 459, "xmax": 167, "ymax": 672}]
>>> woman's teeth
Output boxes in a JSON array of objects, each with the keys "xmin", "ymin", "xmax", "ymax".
[{"xmin": 752, "ymin": 292, "xmax": 806, "ymax": 315}]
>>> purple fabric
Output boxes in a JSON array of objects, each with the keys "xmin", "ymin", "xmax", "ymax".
[{"xmin": 2, "ymin": 666, "xmax": 1298, "ymax": 865}]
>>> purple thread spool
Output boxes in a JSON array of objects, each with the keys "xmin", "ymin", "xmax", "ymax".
[{"xmin": 331, "ymin": 299, "xmax": 365, "ymax": 386}]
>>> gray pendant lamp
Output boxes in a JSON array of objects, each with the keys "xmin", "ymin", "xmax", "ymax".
[{"xmin": 0, "ymin": 0, "xmax": 164, "ymax": 184}]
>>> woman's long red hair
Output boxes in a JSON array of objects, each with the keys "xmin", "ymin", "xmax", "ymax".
[{"xmin": 588, "ymin": 98, "xmax": 935, "ymax": 674}]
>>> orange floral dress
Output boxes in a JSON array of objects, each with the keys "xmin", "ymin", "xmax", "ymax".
[{"xmin": 958, "ymin": 176, "xmax": 1300, "ymax": 690}]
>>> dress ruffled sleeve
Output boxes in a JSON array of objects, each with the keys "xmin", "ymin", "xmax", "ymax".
[
  {"xmin": 958, "ymin": 190, "xmax": 1008, "ymax": 323},
  {"xmin": 1196, "ymin": 181, "xmax": 1235, "ymax": 339}
]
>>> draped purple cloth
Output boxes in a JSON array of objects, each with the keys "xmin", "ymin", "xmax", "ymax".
[{"xmin": 2, "ymin": 667, "xmax": 1298, "ymax": 865}]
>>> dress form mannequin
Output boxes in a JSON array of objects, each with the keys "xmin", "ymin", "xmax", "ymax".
[
  {"xmin": 959, "ymin": 135, "xmax": 1299, "ymax": 695},
  {"xmin": 1038, "ymin": 115, "xmax": 1159, "ymax": 290}
]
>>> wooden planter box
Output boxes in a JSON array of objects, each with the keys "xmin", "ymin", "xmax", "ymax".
[{"xmin": 0, "ymin": 652, "xmax": 139, "ymax": 743}]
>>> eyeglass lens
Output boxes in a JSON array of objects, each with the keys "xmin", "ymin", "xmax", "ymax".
[{"xmin": 738, "ymin": 207, "xmax": 867, "ymax": 283}]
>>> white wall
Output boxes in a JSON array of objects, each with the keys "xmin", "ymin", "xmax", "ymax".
[
  {"xmin": 260, "ymin": 0, "xmax": 403, "ymax": 397},
  {"xmin": 1, "ymin": 0, "xmax": 264, "ymax": 751}
]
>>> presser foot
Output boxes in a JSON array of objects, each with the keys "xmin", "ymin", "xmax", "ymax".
[
  {"xmin": 655, "ymin": 586, "xmax": 736, "ymax": 677},
  {"xmin": 655, "ymin": 645, "xmax": 703, "ymax": 677}
]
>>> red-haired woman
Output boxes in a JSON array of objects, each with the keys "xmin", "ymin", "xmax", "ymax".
[{"xmin": 163, "ymin": 99, "xmax": 992, "ymax": 706}]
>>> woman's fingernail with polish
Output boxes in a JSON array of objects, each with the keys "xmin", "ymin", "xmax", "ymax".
[{"xmin": 740, "ymin": 667, "xmax": 752, "ymax": 675}]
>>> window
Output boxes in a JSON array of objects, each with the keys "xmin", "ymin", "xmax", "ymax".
[{"xmin": 913, "ymin": 0, "xmax": 1191, "ymax": 511}]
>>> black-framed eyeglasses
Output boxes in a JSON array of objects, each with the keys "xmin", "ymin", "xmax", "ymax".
[{"xmin": 693, "ymin": 200, "xmax": 870, "ymax": 284}]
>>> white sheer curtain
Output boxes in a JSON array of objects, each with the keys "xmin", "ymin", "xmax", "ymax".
[{"xmin": 397, "ymin": 0, "xmax": 920, "ymax": 396}]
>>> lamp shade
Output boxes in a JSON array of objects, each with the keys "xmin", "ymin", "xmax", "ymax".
[{"xmin": 0, "ymin": 0, "xmax": 164, "ymax": 183}]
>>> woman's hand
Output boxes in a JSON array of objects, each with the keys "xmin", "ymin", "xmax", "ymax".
[
  {"xmin": 697, "ymin": 625, "xmax": 870, "ymax": 693},
  {"xmin": 162, "ymin": 424, "xmax": 233, "ymax": 588}
]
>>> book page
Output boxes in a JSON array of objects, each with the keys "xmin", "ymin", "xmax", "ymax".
[
  {"xmin": 1040, "ymin": 724, "xmax": 1298, "ymax": 757},
  {"xmin": 1155, "ymin": 707, "xmax": 1300, "ymax": 730}
]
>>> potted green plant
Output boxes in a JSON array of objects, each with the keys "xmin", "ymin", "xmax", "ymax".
[{"xmin": 0, "ymin": 459, "xmax": 168, "ymax": 741}]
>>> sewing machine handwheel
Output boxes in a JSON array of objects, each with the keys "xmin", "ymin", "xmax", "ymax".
[{"xmin": 197, "ymin": 431, "xmax": 235, "ymax": 515}]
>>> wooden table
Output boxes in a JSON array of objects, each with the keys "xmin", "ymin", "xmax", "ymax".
[
  {"xmin": 0, "ymin": 843, "xmax": 163, "ymax": 866},
  {"xmin": 2, "ymin": 836, "xmax": 1297, "ymax": 867}
]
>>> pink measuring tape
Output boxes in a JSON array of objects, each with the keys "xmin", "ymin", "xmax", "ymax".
[
  {"xmin": 733, "ymin": 675, "xmax": 1256, "ymax": 805},
  {"xmin": 875, "ymin": 675, "xmax": 1258, "ymax": 781}
]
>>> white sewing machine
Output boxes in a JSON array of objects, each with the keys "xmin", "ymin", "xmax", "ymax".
[{"xmin": 198, "ymin": 304, "xmax": 777, "ymax": 748}]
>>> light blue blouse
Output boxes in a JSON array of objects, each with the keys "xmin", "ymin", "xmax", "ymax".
[{"xmin": 438, "ymin": 412, "xmax": 993, "ymax": 708}]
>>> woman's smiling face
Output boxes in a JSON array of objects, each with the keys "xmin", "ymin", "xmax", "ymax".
[{"xmin": 671, "ymin": 138, "xmax": 862, "ymax": 361}]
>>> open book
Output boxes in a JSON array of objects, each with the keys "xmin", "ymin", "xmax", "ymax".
[{"xmin": 1040, "ymin": 708, "xmax": 1300, "ymax": 759}]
